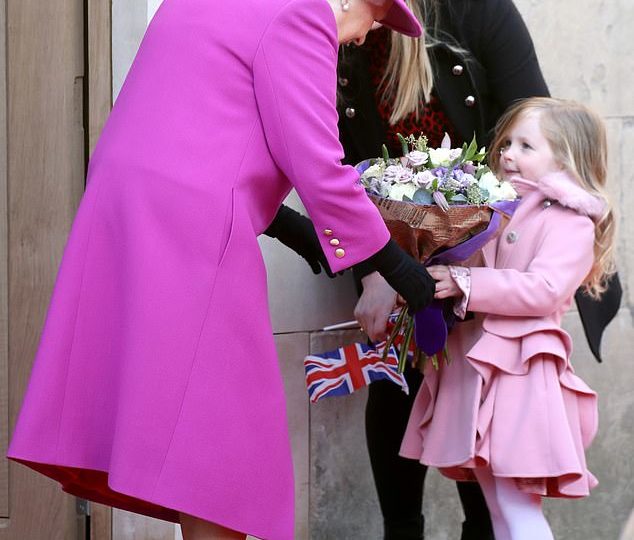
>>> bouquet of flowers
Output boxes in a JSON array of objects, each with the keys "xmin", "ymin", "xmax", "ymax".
[
  {"xmin": 358, "ymin": 133, "xmax": 517, "ymax": 260},
  {"xmin": 356, "ymin": 133, "xmax": 518, "ymax": 373},
  {"xmin": 303, "ymin": 133, "xmax": 519, "ymax": 403}
]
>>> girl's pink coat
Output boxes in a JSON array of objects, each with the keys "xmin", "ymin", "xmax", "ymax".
[
  {"xmin": 7, "ymin": 0, "xmax": 390, "ymax": 538},
  {"xmin": 401, "ymin": 172, "xmax": 600, "ymax": 498}
]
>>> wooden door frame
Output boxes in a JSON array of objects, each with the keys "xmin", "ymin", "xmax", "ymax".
[
  {"xmin": 86, "ymin": 0, "xmax": 113, "ymax": 538},
  {"xmin": 0, "ymin": 0, "xmax": 112, "ymax": 537},
  {"xmin": 1, "ymin": 0, "xmax": 9, "ymax": 523},
  {"xmin": 3, "ymin": 0, "xmax": 86, "ymax": 535}
]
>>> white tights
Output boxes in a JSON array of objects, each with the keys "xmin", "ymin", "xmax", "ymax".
[{"xmin": 473, "ymin": 467, "xmax": 554, "ymax": 540}]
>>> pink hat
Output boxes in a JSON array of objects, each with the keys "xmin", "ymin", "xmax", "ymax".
[{"xmin": 379, "ymin": 0, "xmax": 423, "ymax": 37}]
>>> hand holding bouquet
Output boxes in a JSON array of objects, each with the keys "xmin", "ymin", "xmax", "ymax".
[
  {"xmin": 357, "ymin": 133, "xmax": 518, "ymax": 372},
  {"xmin": 304, "ymin": 133, "xmax": 519, "ymax": 402}
]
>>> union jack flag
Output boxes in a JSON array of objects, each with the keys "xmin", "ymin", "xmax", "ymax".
[{"xmin": 304, "ymin": 341, "xmax": 409, "ymax": 403}]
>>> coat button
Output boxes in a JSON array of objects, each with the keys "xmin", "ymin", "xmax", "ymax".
[
  {"xmin": 323, "ymin": 228, "xmax": 333, "ymax": 236},
  {"xmin": 338, "ymin": 77, "xmax": 349, "ymax": 87},
  {"xmin": 335, "ymin": 248, "xmax": 346, "ymax": 258},
  {"xmin": 464, "ymin": 95, "xmax": 476, "ymax": 107},
  {"xmin": 506, "ymin": 230, "xmax": 518, "ymax": 243},
  {"xmin": 345, "ymin": 107, "xmax": 356, "ymax": 118},
  {"xmin": 329, "ymin": 238, "xmax": 340, "ymax": 246},
  {"xmin": 452, "ymin": 64, "xmax": 464, "ymax": 76}
]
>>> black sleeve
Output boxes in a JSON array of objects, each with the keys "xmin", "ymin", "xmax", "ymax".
[{"xmin": 476, "ymin": 0, "xmax": 550, "ymax": 107}]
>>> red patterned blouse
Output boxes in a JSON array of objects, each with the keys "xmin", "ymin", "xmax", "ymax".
[{"xmin": 365, "ymin": 27, "xmax": 462, "ymax": 153}]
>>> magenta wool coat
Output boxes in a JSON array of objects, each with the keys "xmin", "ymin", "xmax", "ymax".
[
  {"xmin": 401, "ymin": 172, "xmax": 602, "ymax": 498},
  {"xmin": 7, "ymin": 0, "xmax": 390, "ymax": 538}
]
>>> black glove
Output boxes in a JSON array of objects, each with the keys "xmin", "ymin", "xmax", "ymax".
[
  {"xmin": 365, "ymin": 239, "xmax": 435, "ymax": 313},
  {"xmin": 264, "ymin": 205, "xmax": 339, "ymax": 278}
]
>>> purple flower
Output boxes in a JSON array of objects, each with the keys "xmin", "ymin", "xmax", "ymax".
[
  {"xmin": 463, "ymin": 162, "xmax": 476, "ymax": 175},
  {"xmin": 406, "ymin": 150, "xmax": 429, "ymax": 168},
  {"xmin": 383, "ymin": 165, "xmax": 413, "ymax": 183},
  {"xmin": 413, "ymin": 170, "xmax": 435, "ymax": 188},
  {"xmin": 460, "ymin": 173, "xmax": 477, "ymax": 188},
  {"xmin": 432, "ymin": 191, "xmax": 450, "ymax": 211}
]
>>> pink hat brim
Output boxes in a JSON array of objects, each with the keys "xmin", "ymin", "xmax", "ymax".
[{"xmin": 379, "ymin": 0, "xmax": 423, "ymax": 37}]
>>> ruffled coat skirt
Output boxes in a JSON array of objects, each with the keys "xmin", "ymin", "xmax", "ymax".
[{"xmin": 400, "ymin": 317, "xmax": 598, "ymax": 498}]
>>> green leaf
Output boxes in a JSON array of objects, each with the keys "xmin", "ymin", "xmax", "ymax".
[
  {"xmin": 466, "ymin": 134, "xmax": 478, "ymax": 160},
  {"xmin": 413, "ymin": 189, "xmax": 433, "ymax": 204},
  {"xmin": 382, "ymin": 144, "xmax": 390, "ymax": 161},
  {"xmin": 397, "ymin": 133, "xmax": 409, "ymax": 156},
  {"xmin": 475, "ymin": 165, "xmax": 491, "ymax": 180}
]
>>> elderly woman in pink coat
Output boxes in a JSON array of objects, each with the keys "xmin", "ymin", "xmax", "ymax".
[{"xmin": 7, "ymin": 0, "xmax": 435, "ymax": 538}]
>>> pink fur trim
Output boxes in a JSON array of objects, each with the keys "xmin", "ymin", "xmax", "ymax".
[{"xmin": 537, "ymin": 171, "xmax": 605, "ymax": 220}]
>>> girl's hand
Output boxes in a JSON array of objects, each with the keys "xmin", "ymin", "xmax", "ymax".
[
  {"xmin": 354, "ymin": 272, "xmax": 398, "ymax": 342},
  {"xmin": 427, "ymin": 265, "xmax": 462, "ymax": 299}
]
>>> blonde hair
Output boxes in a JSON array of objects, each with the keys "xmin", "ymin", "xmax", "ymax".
[
  {"xmin": 380, "ymin": 0, "xmax": 467, "ymax": 124},
  {"xmin": 380, "ymin": 0, "xmax": 433, "ymax": 124},
  {"xmin": 489, "ymin": 97, "xmax": 616, "ymax": 299}
]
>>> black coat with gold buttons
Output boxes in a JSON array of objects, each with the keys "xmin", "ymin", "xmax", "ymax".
[
  {"xmin": 337, "ymin": 0, "xmax": 549, "ymax": 164},
  {"xmin": 338, "ymin": 0, "xmax": 621, "ymax": 362}
]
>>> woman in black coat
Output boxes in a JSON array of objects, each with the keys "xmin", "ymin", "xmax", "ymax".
[{"xmin": 336, "ymin": 1, "xmax": 621, "ymax": 538}]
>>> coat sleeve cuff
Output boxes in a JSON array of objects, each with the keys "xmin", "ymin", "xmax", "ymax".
[{"xmin": 449, "ymin": 265, "xmax": 471, "ymax": 319}]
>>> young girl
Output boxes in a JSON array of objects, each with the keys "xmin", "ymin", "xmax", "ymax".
[{"xmin": 399, "ymin": 97, "xmax": 615, "ymax": 540}]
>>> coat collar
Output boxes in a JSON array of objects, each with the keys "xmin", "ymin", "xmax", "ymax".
[
  {"xmin": 481, "ymin": 171, "xmax": 603, "ymax": 268},
  {"xmin": 513, "ymin": 171, "xmax": 605, "ymax": 221}
]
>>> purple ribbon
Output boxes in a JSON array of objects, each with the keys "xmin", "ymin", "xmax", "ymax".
[
  {"xmin": 357, "ymin": 154, "xmax": 521, "ymax": 356},
  {"xmin": 414, "ymin": 199, "xmax": 520, "ymax": 355}
]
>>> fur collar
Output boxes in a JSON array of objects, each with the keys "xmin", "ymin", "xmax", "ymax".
[
  {"xmin": 513, "ymin": 172, "xmax": 605, "ymax": 221},
  {"xmin": 537, "ymin": 171, "xmax": 605, "ymax": 220}
]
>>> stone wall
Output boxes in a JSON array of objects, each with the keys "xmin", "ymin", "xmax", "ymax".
[
  {"xmin": 110, "ymin": 0, "xmax": 634, "ymax": 538},
  {"xmin": 273, "ymin": 1, "xmax": 634, "ymax": 537}
]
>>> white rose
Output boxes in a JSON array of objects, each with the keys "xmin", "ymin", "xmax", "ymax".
[
  {"xmin": 496, "ymin": 181, "xmax": 518, "ymax": 201},
  {"xmin": 361, "ymin": 163, "xmax": 383, "ymax": 180},
  {"xmin": 487, "ymin": 185, "xmax": 504, "ymax": 202},
  {"xmin": 478, "ymin": 171, "xmax": 500, "ymax": 193},
  {"xmin": 407, "ymin": 151, "xmax": 428, "ymax": 167},
  {"xmin": 389, "ymin": 182, "xmax": 418, "ymax": 201},
  {"xmin": 449, "ymin": 148, "xmax": 462, "ymax": 161},
  {"xmin": 428, "ymin": 148, "xmax": 452, "ymax": 167}
]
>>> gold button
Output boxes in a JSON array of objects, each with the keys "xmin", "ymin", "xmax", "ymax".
[
  {"xmin": 329, "ymin": 238, "xmax": 340, "ymax": 246},
  {"xmin": 324, "ymin": 228, "xmax": 333, "ymax": 236},
  {"xmin": 335, "ymin": 248, "xmax": 346, "ymax": 258}
]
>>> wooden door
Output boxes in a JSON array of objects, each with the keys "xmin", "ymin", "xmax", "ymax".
[{"xmin": 0, "ymin": 0, "xmax": 111, "ymax": 538}]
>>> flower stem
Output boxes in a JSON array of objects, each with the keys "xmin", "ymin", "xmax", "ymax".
[
  {"xmin": 382, "ymin": 308, "xmax": 407, "ymax": 361},
  {"xmin": 398, "ymin": 315, "xmax": 415, "ymax": 373}
]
